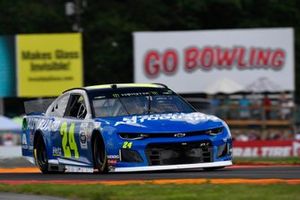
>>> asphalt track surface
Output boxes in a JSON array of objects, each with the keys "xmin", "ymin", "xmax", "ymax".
[{"xmin": 0, "ymin": 165, "xmax": 300, "ymax": 181}]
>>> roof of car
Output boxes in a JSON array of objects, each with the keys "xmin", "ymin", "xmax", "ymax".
[
  {"xmin": 85, "ymin": 83, "xmax": 166, "ymax": 90},
  {"xmin": 63, "ymin": 83, "xmax": 167, "ymax": 93}
]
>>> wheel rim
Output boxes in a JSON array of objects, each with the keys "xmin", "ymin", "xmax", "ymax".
[
  {"xmin": 37, "ymin": 138, "xmax": 47, "ymax": 168},
  {"xmin": 94, "ymin": 136, "xmax": 105, "ymax": 170}
]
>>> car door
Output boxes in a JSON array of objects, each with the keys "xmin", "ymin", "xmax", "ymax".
[
  {"xmin": 62, "ymin": 92, "xmax": 93, "ymax": 165},
  {"xmin": 47, "ymin": 93, "xmax": 70, "ymax": 160}
]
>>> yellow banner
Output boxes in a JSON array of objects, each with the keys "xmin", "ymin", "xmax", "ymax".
[{"xmin": 17, "ymin": 33, "xmax": 83, "ymax": 97}]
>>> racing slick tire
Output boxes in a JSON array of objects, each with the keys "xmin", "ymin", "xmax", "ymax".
[
  {"xmin": 93, "ymin": 134, "xmax": 108, "ymax": 173},
  {"xmin": 35, "ymin": 134, "xmax": 49, "ymax": 174}
]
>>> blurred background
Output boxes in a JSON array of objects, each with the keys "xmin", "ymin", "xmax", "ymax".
[{"xmin": 0, "ymin": 0, "xmax": 300, "ymax": 161}]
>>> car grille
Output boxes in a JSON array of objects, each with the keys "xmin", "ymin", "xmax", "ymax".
[
  {"xmin": 119, "ymin": 127, "xmax": 223, "ymax": 140},
  {"xmin": 145, "ymin": 141, "xmax": 213, "ymax": 166}
]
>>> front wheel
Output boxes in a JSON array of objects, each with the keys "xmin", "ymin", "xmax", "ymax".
[
  {"xmin": 93, "ymin": 134, "xmax": 107, "ymax": 173},
  {"xmin": 34, "ymin": 135, "xmax": 49, "ymax": 174}
]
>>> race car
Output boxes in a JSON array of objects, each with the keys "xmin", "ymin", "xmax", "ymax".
[{"xmin": 22, "ymin": 83, "xmax": 232, "ymax": 173}]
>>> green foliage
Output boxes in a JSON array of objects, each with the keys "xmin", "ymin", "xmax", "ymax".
[
  {"xmin": 0, "ymin": 0, "xmax": 300, "ymax": 97},
  {"xmin": 0, "ymin": 0, "xmax": 70, "ymax": 34},
  {"xmin": 234, "ymin": 156, "xmax": 300, "ymax": 164}
]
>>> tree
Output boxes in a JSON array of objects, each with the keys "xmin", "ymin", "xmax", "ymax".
[{"xmin": 0, "ymin": 0, "xmax": 300, "ymax": 102}]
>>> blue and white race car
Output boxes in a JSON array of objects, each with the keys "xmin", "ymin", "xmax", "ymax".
[{"xmin": 22, "ymin": 83, "xmax": 232, "ymax": 173}]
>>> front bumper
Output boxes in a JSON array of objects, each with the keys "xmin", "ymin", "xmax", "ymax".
[
  {"xmin": 104, "ymin": 123, "xmax": 233, "ymax": 170},
  {"xmin": 110, "ymin": 160, "xmax": 232, "ymax": 172}
]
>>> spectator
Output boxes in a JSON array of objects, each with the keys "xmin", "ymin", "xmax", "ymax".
[
  {"xmin": 262, "ymin": 94, "xmax": 272, "ymax": 120},
  {"xmin": 250, "ymin": 93, "xmax": 261, "ymax": 119},
  {"xmin": 221, "ymin": 94, "xmax": 232, "ymax": 119},
  {"xmin": 236, "ymin": 133, "xmax": 249, "ymax": 141},
  {"xmin": 239, "ymin": 95, "xmax": 250, "ymax": 119},
  {"xmin": 248, "ymin": 129, "xmax": 260, "ymax": 141},
  {"xmin": 279, "ymin": 92, "xmax": 294, "ymax": 120},
  {"xmin": 269, "ymin": 131, "xmax": 281, "ymax": 140},
  {"xmin": 209, "ymin": 94, "xmax": 220, "ymax": 115}
]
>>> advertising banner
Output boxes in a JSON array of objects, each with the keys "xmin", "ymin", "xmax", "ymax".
[
  {"xmin": 0, "ymin": 36, "xmax": 16, "ymax": 97},
  {"xmin": 134, "ymin": 28, "xmax": 294, "ymax": 93},
  {"xmin": 233, "ymin": 140, "xmax": 300, "ymax": 157},
  {"xmin": 17, "ymin": 33, "xmax": 83, "ymax": 97}
]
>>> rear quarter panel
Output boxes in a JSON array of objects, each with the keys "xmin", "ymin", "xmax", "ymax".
[
  {"xmin": 22, "ymin": 114, "xmax": 101, "ymax": 167},
  {"xmin": 22, "ymin": 115, "xmax": 55, "ymax": 163}
]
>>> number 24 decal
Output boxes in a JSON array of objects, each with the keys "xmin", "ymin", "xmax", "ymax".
[{"xmin": 60, "ymin": 122, "xmax": 79, "ymax": 158}]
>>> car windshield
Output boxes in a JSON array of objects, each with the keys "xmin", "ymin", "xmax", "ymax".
[{"xmin": 93, "ymin": 94, "xmax": 194, "ymax": 118}]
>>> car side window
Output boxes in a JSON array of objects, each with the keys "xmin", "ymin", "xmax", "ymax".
[
  {"xmin": 49, "ymin": 94, "xmax": 70, "ymax": 117},
  {"xmin": 64, "ymin": 94, "xmax": 87, "ymax": 119}
]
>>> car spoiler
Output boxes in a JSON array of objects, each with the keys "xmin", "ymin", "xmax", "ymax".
[{"xmin": 24, "ymin": 98, "xmax": 55, "ymax": 115}]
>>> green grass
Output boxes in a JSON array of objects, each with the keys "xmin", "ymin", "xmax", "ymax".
[
  {"xmin": 233, "ymin": 157, "xmax": 300, "ymax": 164},
  {"xmin": 0, "ymin": 183, "xmax": 300, "ymax": 200}
]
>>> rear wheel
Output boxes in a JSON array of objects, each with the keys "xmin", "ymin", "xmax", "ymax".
[
  {"xmin": 93, "ymin": 134, "xmax": 107, "ymax": 173},
  {"xmin": 35, "ymin": 135, "xmax": 49, "ymax": 174}
]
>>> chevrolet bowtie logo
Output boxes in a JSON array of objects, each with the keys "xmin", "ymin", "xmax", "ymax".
[{"xmin": 174, "ymin": 133, "xmax": 186, "ymax": 137}]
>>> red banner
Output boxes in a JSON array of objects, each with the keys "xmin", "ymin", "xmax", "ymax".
[{"xmin": 233, "ymin": 140, "xmax": 300, "ymax": 157}]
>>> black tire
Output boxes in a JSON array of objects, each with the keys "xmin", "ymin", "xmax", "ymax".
[
  {"xmin": 93, "ymin": 134, "xmax": 107, "ymax": 173},
  {"xmin": 203, "ymin": 166, "xmax": 225, "ymax": 171},
  {"xmin": 35, "ymin": 135, "xmax": 49, "ymax": 174}
]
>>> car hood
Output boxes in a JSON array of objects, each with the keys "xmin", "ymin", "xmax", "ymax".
[{"xmin": 95, "ymin": 112, "xmax": 225, "ymax": 133}]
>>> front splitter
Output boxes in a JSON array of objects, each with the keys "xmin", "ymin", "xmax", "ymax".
[{"xmin": 111, "ymin": 160, "xmax": 232, "ymax": 172}]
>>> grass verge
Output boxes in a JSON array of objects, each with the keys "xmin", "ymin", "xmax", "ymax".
[
  {"xmin": 233, "ymin": 157, "xmax": 300, "ymax": 165},
  {"xmin": 0, "ymin": 183, "xmax": 300, "ymax": 200}
]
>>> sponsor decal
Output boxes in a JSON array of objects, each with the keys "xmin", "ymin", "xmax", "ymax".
[
  {"xmin": 36, "ymin": 119, "xmax": 53, "ymax": 131},
  {"xmin": 122, "ymin": 141, "xmax": 133, "ymax": 149},
  {"xmin": 174, "ymin": 133, "xmax": 186, "ymax": 138},
  {"xmin": 79, "ymin": 132, "xmax": 87, "ymax": 149},
  {"xmin": 200, "ymin": 142, "xmax": 210, "ymax": 147},
  {"xmin": 65, "ymin": 166, "xmax": 93, "ymax": 173},
  {"xmin": 51, "ymin": 120, "xmax": 61, "ymax": 132},
  {"xmin": 21, "ymin": 134, "xmax": 28, "ymax": 149},
  {"xmin": 233, "ymin": 140, "xmax": 300, "ymax": 157},
  {"xmin": 29, "ymin": 130, "xmax": 34, "ymax": 146},
  {"xmin": 27, "ymin": 118, "xmax": 57, "ymax": 132},
  {"xmin": 115, "ymin": 112, "xmax": 220, "ymax": 126},
  {"xmin": 107, "ymin": 159, "xmax": 118, "ymax": 165},
  {"xmin": 107, "ymin": 155, "xmax": 120, "ymax": 159},
  {"xmin": 107, "ymin": 155, "xmax": 120, "ymax": 166},
  {"xmin": 27, "ymin": 118, "xmax": 37, "ymax": 130},
  {"xmin": 52, "ymin": 147, "xmax": 62, "ymax": 156},
  {"xmin": 79, "ymin": 122, "xmax": 93, "ymax": 149},
  {"xmin": 60, "ymin": 122, "xmax": 79, "ymax": 158},
  {"xmin": 22, "ymin": 134, "xmax": 27, "ymax": 145}
]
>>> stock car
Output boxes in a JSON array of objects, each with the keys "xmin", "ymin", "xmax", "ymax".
[{"xmin": 21, "ymin": 83, "xmax": 232, "ymax": 173}]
